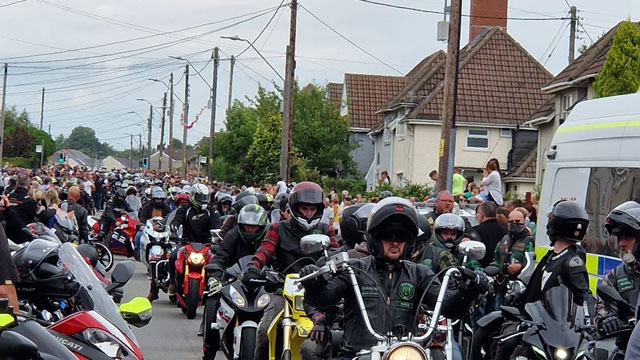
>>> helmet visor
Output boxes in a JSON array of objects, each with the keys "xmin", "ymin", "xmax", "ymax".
[{"xmin": 238, "ymin": 210, "xmax": 267, "ymax": 226}]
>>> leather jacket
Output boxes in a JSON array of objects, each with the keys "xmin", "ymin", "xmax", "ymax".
[
  {"xmin": 210, "ymin": 226, "xmax": 262, "ymax": 280},
  {"xmin": 304, "ymin": 256, "xmax": 476, "ymax": 357},
  {"xmin": 170, "ymin": 205, "xmax": 220, "ymax": 243}
]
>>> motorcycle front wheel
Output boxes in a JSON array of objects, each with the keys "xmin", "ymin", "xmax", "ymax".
[
  {"xmin": 186, "ymin": 278, "xmax": 200, "ymax": 319},
  {"xmin": 93, "ymin": 242, "xmax": 114, "ymax": 272},
  {"xmin": 203, "ymin": 297, "xmax": 220, "ymax": 353},
  {"xmin": 239, "ymin": 327, "xmax": 257, "ymax": 360}
]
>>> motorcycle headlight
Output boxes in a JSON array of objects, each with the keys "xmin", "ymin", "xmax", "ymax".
[
  {"xmin": 530, "ymin": 345, "xmax": 547, "ymax": 359},
  {"xmin": 294, "ymin": 296, "xmax": 305, "ymax": 312},
  {"xmin": 256, "ymin": 293, "xmax": 270, "ymax": 309},
  {"xmin": 554, "ymin": 348, "xmax": 571, "ymax": 360},
  {"xmin": 383, "ymin": 342, "xmax": 427, "ymax": 360},
  {"xmin": 188, "ymin": 252, "xmax": 205, "ymax": 266},
  {"xmin": 82, "ymin": 328, "xmax": 125, "ymax": 359},
  {"xmin": 229, "ymin": 286, "xmax": 246, "ymax": 308}
]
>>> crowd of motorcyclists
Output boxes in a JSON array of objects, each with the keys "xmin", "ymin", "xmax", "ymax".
[{"xmin": 3, "ymin": 163, "xmax": 640, "ymax": 359}]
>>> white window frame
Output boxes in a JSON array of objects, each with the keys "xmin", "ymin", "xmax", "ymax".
[
  {"xmin": 396, "ymin": 172, "xmax": 404, "ymax": 187},
  {"xmin": 500, "ymin": 128, "xmax": 512, "ymax": 138},
  {"xmin": 384, "ymin": 126, "xmax": 391, "ymax": 144},
  {"xmin": 466, "ymin": 128, "xmax": 489, "ymax": 149},
  {"xmin": 396, "ymin": 120, "xmax": 406, "ymax": 138},
  {"xmin": 561, "ymin": 93, "xmax": 574, "ymax": 123}
]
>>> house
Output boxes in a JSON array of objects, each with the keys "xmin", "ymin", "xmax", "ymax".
[
  {"xmin": 101, "ymin": 155, "xmax": 134, "ymax": 170},
  {"xmin": 49, "ymin": 149, "xmax": 102, "ymax": 170},
  {"xmin": 148, "ymin": 148, "xmax": 197, "ymax": 170},
  {"xmin": 369, "ymin": 26, "xmax": 552, "ymax": 191},
  {"xmin": 524, "ymin": 21, "xmax": 640, "ymax": 185}
]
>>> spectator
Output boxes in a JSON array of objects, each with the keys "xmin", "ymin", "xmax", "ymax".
[
  {"xmin": 339, "ymin": 190, "xmax": 349, "ymax": 214},
  {"xmin": 275, "ymin": 176, "xmax": 287, "ymax": 195},
  {"xmin": 331, "ymin": 194, "xmax": 340, "ymax": 227},
  {"xmin": 452, "ymin": 167, "xmax": 466, "ymax": 196},
  {"xmin": 320, "ymin": 198, "xmax": 334, "ymax": 225},
  {"xmin": 429, "ymin": 170, "xmax": 438, "ymax": 194},
  {"xmin": 473, "ymin": 202, "xmax": 507, "ymax": 268},
  {"xmin": 482, "ymin": 158, "xmax": 503, "ymax": 205},
  {"xmin": 67, "ymin": 186, "xmax": 90, "ymax": 243},
  {"xmin": 83, "ymin": 175, "xmax": 94, "ymax": 197},
  {"xmin": 9, "ymin": 173, "xmax": 53, "ymax": 226},
  {"xmin": 496, "ymin": 207, "xmax": 509, "ymax": 229},
  {"xmin": 379, "ymin": 170, "xmax": 391, "ymax": 187},
  {"xmin": 94, "ymin": 173, "xmax": 106, "ymax": 210},
  {"xmin": 0, "ymin": 194, "xmax": 19, "ymax": 313},
  {"xmin": 45, "ymin": 188, "xmax": 60, "ymax": 208}
]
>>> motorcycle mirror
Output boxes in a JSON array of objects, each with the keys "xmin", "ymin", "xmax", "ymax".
[
  {"xmin": 300, "ymin": 234, "xmax": 330, "ymax": 254},
  {"xmin": 119, "ymin": 297, "xmax": 152, "ymax": 328},
  {"xmin": 204, "ymin": 263, "xmax": 224, "ymax": 273},
  {"xmin": 458, "ymin": 240, "xmax": 486, "ymax": 261},
  {"xmin": 484, "ymin": 266, "xmax": 500, "ymax": 277},
  {"xmin": 0, "ymin": 331, "xmax": 40, "ymax": 359},
  {"xmin": 500, "ymin": 306, "xmax": 521, "ymax": 322},
  {"xmin": 0, "ymin": 313, "xmax": 15, "ymax": 330},
  {"xmin": 106, "ymin": 261, "xmax": 136, "ymax": 293}
]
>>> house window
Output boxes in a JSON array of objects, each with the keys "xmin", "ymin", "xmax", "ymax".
[
  {"xmin": 561, "ymin": 93, "xmax": 574, "ymax": 124},
  {"xmin": 376, "ymin": 152, "xmax": 380, "ymax": 165},
  {"xmin": 384, "ymin": 126, "xmax": 391, "ymax": 144},
  {"xmin": 500, "ymin": 128, "xmax": 511, "ymax": 138},
  {"xmin": 396, "ymin": 121, "xmax": 406, "ymax": 138},
  {"xmin": 466, "ymin": 128, "xmax": 489, "ymax": 149},
  {"xmin": 396, "ymin": 172, "xmax": 403, "ymax": 187}
]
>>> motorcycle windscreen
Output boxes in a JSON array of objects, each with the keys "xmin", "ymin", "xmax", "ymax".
[
  {"xmin": 57, "ymin": 243, "xmax": 139, "ymax": 346},
  {"xmin": 226, "ymin": 255, "xmax": 254, "ymax": 279}
]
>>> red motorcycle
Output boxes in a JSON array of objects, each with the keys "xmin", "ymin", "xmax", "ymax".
[
  {"xmin": 174, "ymin": 242, "xmax": 214, "ymax": 319},
  {"xmin": 91, "ymin": 213, "xmax": 139, "ymax": 258}
]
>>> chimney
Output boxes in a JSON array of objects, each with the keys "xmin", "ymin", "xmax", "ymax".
[{"xmin": 469, "ymin": 0, "xmax": 508, "ymax": 42}]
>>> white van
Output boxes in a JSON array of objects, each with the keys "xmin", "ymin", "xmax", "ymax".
[{"xmin": 535, "ymin": 92, "xmax": 640, "ymax": 289}]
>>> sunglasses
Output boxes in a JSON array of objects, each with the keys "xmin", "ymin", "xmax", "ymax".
[
  {"xmin": 509, "ymin": 220, "xmax": 524, "ymax": 224},
  {"xmin": 379, "ymin": 231, "xmax": 409, "ymax": 243}
]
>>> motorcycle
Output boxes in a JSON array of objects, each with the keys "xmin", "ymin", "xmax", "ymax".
[
  {"xmin": 87, "ymin": 215, "xmax": 114, "ymax": 271},
  {"xmin": 505, "ymin": 285, "xmax": 592, "ymax": 360},
  {"xmin": 583, "ymin": 285, "xmax": 636, "ymax": 359},
  {"xmin": 106, "ymin": 213, "xmax": 139, "ymax": 258},
  {"xmin": 202, "ymin": 255, "xmax": 272, "ymax": 360},
  {"xmin": 294, "ymin": 235, "xmax": 488, "ymax": 360},
  {"xmin": 139, "ymin": 216, "xmax": 172, "ymax": 270},
  {"xmin": 174, "ymin": 235, "xmax": 215, "ymax": 319}
]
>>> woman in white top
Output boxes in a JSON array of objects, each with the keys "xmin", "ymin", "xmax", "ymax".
[{"xmin": 481, "ymin": 158, "xmax": 503, "ymax": 205}]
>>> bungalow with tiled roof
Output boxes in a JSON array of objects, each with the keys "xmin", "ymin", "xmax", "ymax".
[
  {"xmin": 524, "ymin": 21, "xmax": 640, "ymax": 185},
  {"xmin": 369, "ymin": 27, "xmax": 552, "ymax": 193}
]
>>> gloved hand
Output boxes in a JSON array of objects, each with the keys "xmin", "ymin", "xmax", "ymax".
[
  {"xmin": 208, "ymin": 277, "xmax": 223, "ymax": 294},
  {"xmin": 309, "ymin": 312, "xmax": 329, "ymax": 345},
  {"xmin": 242, "ymin": 262, "xmax": 266, "ymax": 287},
  {"xmin": 461, "ymin": 270, "xmax": 490, "ymax": 297},
  {"xmin": 504, "ymin": 292, "xmax": 524, "ymax": 306},
  {"xmin": 598, "ymin": 315, "xmax": 625, "ymax": 336},
  {"xmin": 97, "ymin": 231, "xmax": 106, "ymax": 241},
  {"xmin": 299, "ymin": 264, "xmax": 325, "ymax": 289}
]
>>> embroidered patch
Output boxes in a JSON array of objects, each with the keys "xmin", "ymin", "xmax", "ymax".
[
  {"xmin": 422, "ymin": 258, "xmax": 433, "ymax": 268},
  {"xmin": 361, "ymin": 286, "xmax": 378, "ymax": 298},
  {"xmin": 397, "ymin": 282, "xmax": 415, "ymax": 301},
  {"xmin": 617, "ymin": 276, "xmax": 635, "ymax": 293}
]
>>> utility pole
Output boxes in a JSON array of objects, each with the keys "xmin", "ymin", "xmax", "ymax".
[
  {"xmin": 147, "ymin": 105, "xmax": 153, "ymax": 168},
  {"xmin": 208, "ymin": 47, "xmax": 220, "ymax": 181},
  {"xmin": 168, "ymin": 73, "xmax": 174, "ymax": 172},
  {"xmin": 227, "ymin": 55, "xmax": 235, "ymax": 110},
  {"xmin": 130, "ymin": 134, "xmax": 134, "ymax": 169},
  {"xmin": 47, "ymin": 124, "xmax": 50, "ymax": 136},
  {"xmin": 138, "ymin": 133, "xmax": 142, "ymax": 167},
  {"xmin": 0, "ymin": 64, "xmax": 8, "ymax": 166},
  {"xmin": 437, "ymin": 0, "xmax": 462, "ymax": 192},
  {"xmin": 158, "ymin": 92, "xmax": 167, "ymax": 171},
  {"xmin": 279, "ymin": 0, "xmax": 297, "ymax": 182},
  {"xmin": 39, "ymin": 88, "xmax": 45, "ymax": 168},
  {"xmin": 569, "ymin": 6, "xmax": 577, "ymax": 63},
  {"xmin": 182, "ymin": 64, "xmax": 190, "ymax": 178}
]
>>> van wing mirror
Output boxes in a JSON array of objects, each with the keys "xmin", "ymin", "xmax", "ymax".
[{"xmin": 300, "ymin": 234, "xmax": 330, "ymax": 254}]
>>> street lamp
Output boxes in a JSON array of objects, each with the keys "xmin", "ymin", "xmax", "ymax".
[
  {"xmin": 169, "ymin": 56, "xmax": 211, "ymax": 88},
  {"xmin": 148, "ymin": 79, "xmax": 184, "ymax": 105},
  {"xmin": 136, "ymin": 98, "xmax": 163, "ymax": 117},
  {"xmin": 221, "ymin": 35, "xmax": 285, "ymax": 81}
]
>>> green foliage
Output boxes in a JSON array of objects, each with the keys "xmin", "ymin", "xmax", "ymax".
[
  {"xmin": 245, "ymin": 114, "xmax": 282, "ymax": 184},
  {"xmin": 363, "ymin": 182, "xmax": 434, "ymax": 200},
  {"xmin": 594, "ymin": 21, "xmax": 640, "ymax": 98},
  {"xmin": 63, "ymin": 126, "xmax": 114, "ymax": 157},
  {"xmin": 4, "ymin": 157, "xmax": 32, "ymax": 168},
  {"xmin": 172, "ymin": 137, "xmax": 183, "ymax": 149},
  {"xmin": 503, "ymin": 191, "xmax": 523, "ymax": 201},
  {"xmin": 1, "ymin": 108, "xmax": 55, "ymax": 167}
]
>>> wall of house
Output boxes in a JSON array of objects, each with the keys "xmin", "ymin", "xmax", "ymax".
[
  {"xmin": 506, "ymin": 181, "xmax": 535, "ymax": 199},
  {"xmin": 390, "ymin": 125, "xmax": 412, "ymax": 186},
  {"xmin": 366, "ymin": 131, "xmax": 392, "ymax": 190},
  {"xmin": 102, "ymin": 157, "xmax": 126, "ymax": 170},
  {"xmin": 454, "ymin": 126, "xmax": 511, "ymax": 171},
  {"xmin": 409, "ymin": 124, "xmax": 441, "ymax": 186},
  {"xmin": 349, "ymin": 131, "xmax": 374, "ymax": 179}
]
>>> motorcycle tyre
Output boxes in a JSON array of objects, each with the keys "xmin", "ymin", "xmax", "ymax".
[
  {"xmin": 186, "ymin": 278, "xmax": 200, "ymax": 319},
  {"xmin": 203, "ymin": 297, "xmax": 219, "ymax": 354},
  {"xmin": 280, "ymin": 349, "xmax": 291, "ymax": 360},
  {"xmin": 239, "ymin": 327, "xmax": 256, "ymax": 360},
  {"xmin": 94, "ymin": 242, "xmax": 114, "ymax": 272}
]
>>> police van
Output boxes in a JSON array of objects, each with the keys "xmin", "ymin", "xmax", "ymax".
[{"xmin": 535, "ymin": 92, "xmax": 640, "ymax": 290}]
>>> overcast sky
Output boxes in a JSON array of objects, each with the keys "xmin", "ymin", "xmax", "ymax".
[{"xmin": 0, "ymin": 0, "xmax": 638, "ymax": 151}]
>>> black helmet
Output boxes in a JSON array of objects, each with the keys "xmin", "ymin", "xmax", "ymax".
[
  {"xmin": 237, "ymin": 204, "xmax": 268, "ymax": 244},
  {"xmin": 216, "ymin": 192, "xmax": 233, "ymax": 213},
  {"xmin": 256, "ymin": 193, "xmax": 271, "ymax": 212},
  {"xmin": 340, "ymin": 203, "xmax": 374, "ymax": 249},
  {"xmin": 433, "ymin": 213, "xmax": 465, "ymax": 250},
  {"xmin": 288, "ymin": 182, "xmax": 324, "ymax": 232},
  {"xmin": 274, "ymin": 193, "xmax": 289, "ymax": 212},
  {"xmin": 605, "ymin": 201, "xmax": 640, "ymax": 259},
  {"xmin": 416, "ymin": 214, "xmax": 432, "ymax": 247},
  {"xmin": 114, "ymin": 188, "xmax": 127, "ymax": 204},
  {"xmin": 151, "ymin": 186, "xmax": 167, "ymax": 207},
  {"xmin": 77, "ymin": 243, "xmax": 99, "ymax": 268},
  {"xmin": 366, "ymin": 197, "xmax": 418, "ymax": 262},
  {"xmin": 126, "ymin": 186, "xmax": 137, "ymax": 196},
  {"xmin": 546, "ymin": 200, "xmax": 589, "ymax": 243},
  {"xmin": 232, "ymin": 192, "xmax": 259, "ymax": 214},
  {"xmin": 189, "ymin": 184, "xmax": 210, "ymax": 210},
  {"xmin": 378, "ymin": 190, "xmax": 393, "ymax": 200}
]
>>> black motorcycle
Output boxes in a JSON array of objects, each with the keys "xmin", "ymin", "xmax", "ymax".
[{"xmin": 202, "ymin": 255, "xmax": 273, "ymax": 360}]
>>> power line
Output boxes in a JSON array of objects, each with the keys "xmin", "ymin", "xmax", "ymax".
[
  {"xmin": 577, "ymin": 19, "xmax": 596, "ymax": 44},
  {"xmin": 299, "ymin": 4, "xmax": 404, "ymax": 75},
  {"xmin": 538, "ymin": 16, "xmax": 570, "ymax": 62},
  {"xmin": 353, "ymin": 0, "xmax": 568, "ymax": 20},
  {"xmin": 543, "ymin": 21, "xmax": 571, "ymax": 66},
  {"xmin": 236, "ymin": 0, "xmax": 288, "ymax": 58},
  {"xmin": 0, "ymin": 0, "xmax": 26, "ymax": 7}
]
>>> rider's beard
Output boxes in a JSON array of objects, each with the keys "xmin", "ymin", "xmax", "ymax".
[{"xmin": 621, "ymin": 249, "xmax": 636, "ymax": 265}]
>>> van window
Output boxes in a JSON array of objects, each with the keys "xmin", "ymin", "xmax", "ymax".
[{"xmin": 583, "ymin": 168, "xmax": 640, "ymax": 257}]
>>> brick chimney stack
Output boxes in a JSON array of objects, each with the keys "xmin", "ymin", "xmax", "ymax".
[{"xmin": 469, "ymin": 0, "xmax": 508, "ymax": 42}]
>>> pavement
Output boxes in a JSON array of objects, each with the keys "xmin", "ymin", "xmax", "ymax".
[{"xmin": 120, "ymin": 257, "xmax": 225, "ymax": 360}]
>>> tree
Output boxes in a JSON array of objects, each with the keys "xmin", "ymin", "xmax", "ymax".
[
  {"xmin": 245, "ymin": 114, "xmax": 282, "ymax": 184},
  {"xmin": 54, "ymin": 134, "xmax": 65, "ymax": 149},
  {"xmin": 593, "ymin": 21, "xmax": 640, "ymax": 98},
  {"xmin": 172, "ymin": 137, "xmax": 183, "ymax": 149},
  {"xmin": 1, "ymin": 108, "xmax": 55, "ymax": 167}
]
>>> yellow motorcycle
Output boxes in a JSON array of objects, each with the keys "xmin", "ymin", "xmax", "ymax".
[{"xmin": 266, "ymin": 272, "xmax": 313, "ymax": 360}]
